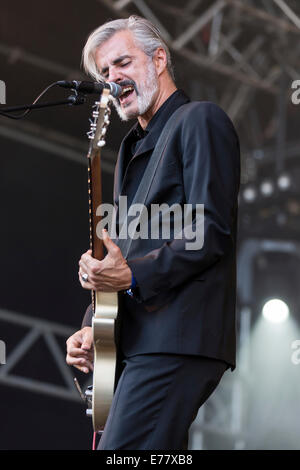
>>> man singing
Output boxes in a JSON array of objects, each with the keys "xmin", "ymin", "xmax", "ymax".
[{"xmin": 66, "ymin": 15, "xmax": 240, "ymax": 450}]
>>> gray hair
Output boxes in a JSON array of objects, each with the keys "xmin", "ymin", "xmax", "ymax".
[{"xmin": 82, "ymin": 15, "xmax": 175, "ymax": 81}]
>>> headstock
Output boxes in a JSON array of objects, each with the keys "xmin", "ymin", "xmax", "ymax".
[{"xmin": 87, "ymin": 88, "xmax": 112, "ymax": 151}]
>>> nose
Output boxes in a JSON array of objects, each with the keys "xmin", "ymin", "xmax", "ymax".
[{"xmin": 108, "ymin": 66, "xmax": 123, "ymax": 84}]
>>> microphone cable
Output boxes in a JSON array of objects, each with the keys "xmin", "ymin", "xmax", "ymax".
[{"xmin": 0, "ymin": 82, "xmax": 59, "ymax": 119}]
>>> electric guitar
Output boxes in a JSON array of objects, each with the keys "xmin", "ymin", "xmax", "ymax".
[{"xmin": 85, "ymin": 87, "xmax": 118, "ymax": 432}]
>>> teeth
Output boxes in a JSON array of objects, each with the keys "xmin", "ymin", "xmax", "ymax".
[{"xmin": 121, "ymin": 86, "xmax": 134, "ymax": 96}]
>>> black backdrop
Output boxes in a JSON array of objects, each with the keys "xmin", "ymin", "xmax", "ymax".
[{"xmin": 0, "ymin": 135, "xmax": 114, "ymax": 449}]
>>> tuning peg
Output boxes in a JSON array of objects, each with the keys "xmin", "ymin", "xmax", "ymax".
[{"xmin": 97, "ymin": 140, "xmax": 106, "ymax": 147}]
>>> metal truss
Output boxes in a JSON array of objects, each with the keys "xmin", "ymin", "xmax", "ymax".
[
  {"xmin": 0, "ymin": 42, "xmax": 84, "ymax": 82},
  {"xmin": 2, "ymin": 1, "xmax": 299, "ymax": 164},
  {"xmin": 0, "ymin": 308, "xmax": 89, "ymax": 402},
  {"xmin": 96, "ymin": 0, "xmax": 300, "ymax": 230},
  {"xmin": 0, "ymin": 117, "xmax": 116, "ymax": 174},
  {"xmin": 0, "ymin": 42, "xmax": 116, "ymax": 174},
  {"xmin": 97, "ymin": 0, "xmax": 300, "ymax": 125},
  {"xmin": 189, "ymin": 237, "xmax": 300, "ymax": 449},
  {"xmin": 241, "ymin": 139, "xmax": 300, "ymax": 185}
]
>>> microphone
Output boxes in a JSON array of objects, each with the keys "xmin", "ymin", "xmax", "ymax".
[{"xmin": 56, "ymin": 80, "xmax": 122, "ymax": 98}]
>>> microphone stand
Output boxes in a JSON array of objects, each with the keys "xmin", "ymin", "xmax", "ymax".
[{"xmin": 0, "ymin": 93, "xmax": 86, "ymax": 115}]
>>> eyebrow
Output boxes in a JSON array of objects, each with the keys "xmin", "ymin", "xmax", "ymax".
[{"xmin": 101, "ymin": 54, "xmax": 132, "ymax": 75}]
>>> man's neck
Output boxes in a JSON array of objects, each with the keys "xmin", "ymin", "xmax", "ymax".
[{"xmin": 138, "ymin": 83, "xmax": 177, "ymax": 130}]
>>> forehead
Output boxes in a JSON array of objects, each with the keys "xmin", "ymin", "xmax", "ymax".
[{"xmin": 94, "ymin": 30, "xmax": 143, "ymax": 69}]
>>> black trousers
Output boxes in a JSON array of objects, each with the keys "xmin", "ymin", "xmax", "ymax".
[{"xmin": 98, "ymin": 353, "xmax": 228, "ymax": 450}]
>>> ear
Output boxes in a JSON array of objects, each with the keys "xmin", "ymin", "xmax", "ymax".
[{"xmin": 153, "ymin": 47, "xmax": 168, "ymax": 76}]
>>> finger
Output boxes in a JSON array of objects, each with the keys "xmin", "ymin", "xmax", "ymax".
[
  {"xmin": 78, "ymin": 252, "xmax": 93, "ymax": 276},
  {"xmin": 78, "ymin": 270, "xmax": 94, "ymax": 290},
  {"xmin": 74, "ymin": 359, "xmax": 94, "ymax": 374},
  {"xmin": 66, "ymin": 334, "xmax": 83, "ymax": 349},
  {"xmin": 67, "ymin": 356, "xmax": 93, "ymax": 372},
  {"xmin": 102, "ymin": 229, "xmax": 119, "ymax": 255},
  {"xmin": 83, "ymin": 359, "xmax": 94, "ymax": 371},
  {"xmin": 67, "ymin": 347, "xmax": 90, "ymax": 357},
  {"xmin": 73, "ymin": 364, "xmax": 91, "ymax": 374},
  {"xmin": 78, "ymin": 269, "xmax": 107, "ymax": 292},
  {"xmin": 82, "ymin": 338, "xmax": 93, "ymax": 351},
  {"xmin": 79, "ymin": 258, "xmax": 102, "ymax": 278},
  {"xmin": 80, "ymin": 351, "xmax": 94, "ymax": 363},
  {"xmin": 78, "ymin": 268, "xmax": 89, "ymax": 282},
  {"xmin": 81, "ymin": 328, "xmax": 93, "ymax": 349},
  {"xmin": 66, "ymin": 355, "xmax": 86, "ymax": 367},
  {"xmin": 79, "ymin": 280, "xmax": 94, "ymax": 290},
  {"xmin": 80, "ymin": 251, "xmax": 94, "ymax": 267},
  {"xmin": 79, "ymin": 259, "xmax": 90, "ymax": 275}
]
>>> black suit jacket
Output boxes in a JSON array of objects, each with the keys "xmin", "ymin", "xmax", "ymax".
[{"xmin": 82, "ymin": 91, "xmax": 240, "ymax": 371}]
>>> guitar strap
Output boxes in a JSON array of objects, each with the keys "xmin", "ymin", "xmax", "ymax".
[{"xmin": 116, "ymin": 102, "xmax": 192, "ymax": 259}]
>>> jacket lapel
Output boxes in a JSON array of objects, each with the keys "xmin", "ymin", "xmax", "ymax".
[
  {"xmin": 113, "ymin": 124, "xmax": 137, "ymax": 204},
  {"xmin": 131, "ymin": 131, "xmax": 157, "ymax": 160},
  {"xmin": 114, "ymin": 90, "xmax": 190, "ymax": 207},
  {"xmin": 114, "ymin": 128, "xmax": 157, "ymax": 203}
]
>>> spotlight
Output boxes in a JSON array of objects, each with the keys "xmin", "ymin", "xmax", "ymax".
[
  {"xmin": 260, "ymin": 180, "xmax": 274, "ymax": 197},
  {"xmin": 262, "ymin": 298, "xmax": 289, "ymax": 324},
  {"xmin": 243, "ymin": 185, "xmax": 257, "ymax": 203},
  {"xmin": 277, "ymin": 173, "xmax": 291, "ymax": 191}
]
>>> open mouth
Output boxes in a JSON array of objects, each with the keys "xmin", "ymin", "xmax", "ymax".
[{"xmin": 119, "ymin": 85, "xmax": 135, "ymax": 104}]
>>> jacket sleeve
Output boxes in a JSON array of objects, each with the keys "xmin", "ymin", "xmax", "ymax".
[{"xmin": 126, "ymin": 102, "xmax": 240, "ymax": 302}]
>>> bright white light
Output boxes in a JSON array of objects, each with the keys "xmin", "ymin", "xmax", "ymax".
[
  {"xmin": 262, "ymin": 298, "xmax": 289, "ymax": 324},
  {"xmin": 277, "ymin": 174, "xmax": 291, "ymax": 191},
  {"xmin": 260, "ymin": 180, "xmax": 274, "ymax": 196},
  {"xmin": 243, "ymin": 186, "xmax": 256, "ymax": 202}
]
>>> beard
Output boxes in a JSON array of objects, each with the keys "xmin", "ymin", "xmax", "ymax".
[{"xmin": 112, "ymin": 58, "xmax": 159, "ymax": 121}]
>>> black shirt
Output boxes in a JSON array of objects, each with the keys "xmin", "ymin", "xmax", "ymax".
[
  {"xmin": 121, "ymin": 89, "xmax": 190, "ymax": 207},
  {"xmin": 124, "ymin": 89, "xmax": 189, "ymax": 173}
]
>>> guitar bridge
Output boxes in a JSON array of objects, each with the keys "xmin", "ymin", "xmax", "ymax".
[{"xmin": 84, "ymin": 385, "xmax": 93, "ymax": 417}]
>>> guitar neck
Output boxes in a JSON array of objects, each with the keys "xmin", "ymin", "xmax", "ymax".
[
  {"xmin": 88, "ymin": 148, "xmax": 104, "ymax": 261},
  {"xmin": 85, "ymin": 88, "xmax": 111, "ymax": 314}
]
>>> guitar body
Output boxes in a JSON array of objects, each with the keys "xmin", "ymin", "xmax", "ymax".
[
  {"xmin": 92, "ymin": 291, "xmax": 118, "ymax": 431},
  {"xmin": 86, "ymin": 88, "xmax": 119, "ymax": 431}
]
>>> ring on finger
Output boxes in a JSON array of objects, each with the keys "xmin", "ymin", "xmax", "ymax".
[{"xmin": 81, "ymin": 272, "xmax": 89, "ymax": 282}]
